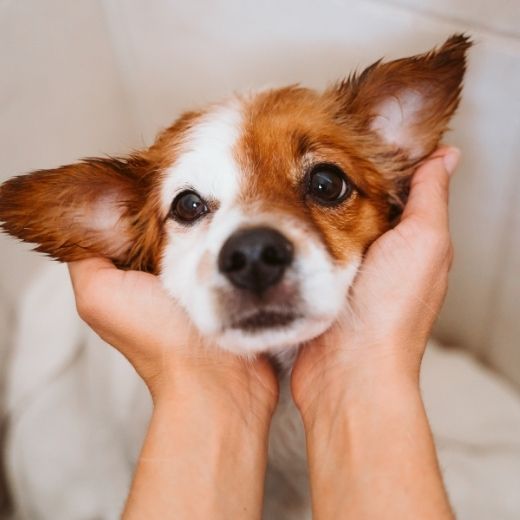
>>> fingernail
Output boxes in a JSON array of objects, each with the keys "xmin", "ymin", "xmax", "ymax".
[{"xmin": 443, "ymin": 148, "xmax": 461, "ymax": 175}]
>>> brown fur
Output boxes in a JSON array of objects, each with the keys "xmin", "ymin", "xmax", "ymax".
[
  {"xmin": 0, "ymin": 156, "xmax": 161, "ymax": 272},
  {"xmin": 236, "ymin": 86, "xmax": 389, "ymax": 261},
  {"xmin": 0, "ymin": 110, "xmax": 204, "ymax": 273},
  {"xmin": 235, "ymin": 34, "xmax": 470, "ymax": 261},
  {"xmin": 0, "ymin": 35, "xmax": 471, "ymax": 271},
  {"xmin": 330, "ymin": 34, "xmax": 471, "ymax": 188}
]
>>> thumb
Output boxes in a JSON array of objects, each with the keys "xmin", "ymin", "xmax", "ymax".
[
  {"xmin": 68, "ymin": 257, "xmax": 117, "ymax": 294},
  {"xmin": 401, "ymin": 147, "xmax": 460, "ymax": 227}
]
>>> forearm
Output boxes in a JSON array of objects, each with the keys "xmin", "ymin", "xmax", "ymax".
[
  {"xmin": 302, "ymin": 367, "xmax": 453, "ymax": 520},
  {"xmin": 124, "ymin": 395, "xmax": 272, "ymax": 520}
]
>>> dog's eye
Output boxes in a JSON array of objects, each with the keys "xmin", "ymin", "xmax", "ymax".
[
  {"xmin": 170, "ymin": 191, "xmax": 208, "ymax": 223},
  {"xmin": 307, "ymin": 164, "xmax": 352, "ymax": 205}
]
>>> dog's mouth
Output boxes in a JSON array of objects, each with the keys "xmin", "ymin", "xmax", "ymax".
[{"xmin": 231, "ymin": 310, "xmax": 298, "ymax": 332}]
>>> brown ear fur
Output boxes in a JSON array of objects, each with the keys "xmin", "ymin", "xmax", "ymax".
[
  {"xmin": 0, "ymin": 156, "xmax": 164, "ymax": 273},
  {"xmin": 329, "ymin": 34, "xmax": 471, "ymax": 211}
]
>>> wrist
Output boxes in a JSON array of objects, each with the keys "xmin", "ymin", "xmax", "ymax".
[
  {"xmin": 301, "ymin": 376, "xmax": 426, "ymax": 489},
  {"xmin": 125, "ymin": 399, "xmax": 271, "ymax": 520},
  {"xmin": 145, "ymin": 356, "xmax": 278, "ymax": 427},
  {"xmin": 155, "ymin": 388, "xmax": 274, "ymax": 434},
  {"xmin": 299, "ymin": 361, "xmax": 421, "ymax": 434},
  {"xmin": 293, "ymin": 331, "xmax": 424, "ymax": 422},
  {"xmin": 153, "ymin": 378, "xmax": 276, "ymax": 436},
  {"xmin": 301, "ymin": 373, "xmax": 451, "ymax": 520},
  {"xmin": 150, "ymin": 398, "xmax": 272, "ymax": 460}
]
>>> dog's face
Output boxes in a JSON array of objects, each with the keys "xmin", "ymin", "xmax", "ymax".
[
  {"xmin": 0, "ymin": 35, "xmax": 470, "ymax": 355},
  {"xmin": 158, "ymin": 92, "xmax": 385, "ymax": 353}
]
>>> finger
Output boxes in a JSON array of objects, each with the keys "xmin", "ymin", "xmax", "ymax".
[
  {"xmin": 420, "ymin": 144, "xmax": 458, "ymax": 165},
  {"xmin": 401, "ymin": 147, "xmax": 460, "ymax": 227},
  {"xmin": 67, "ymin": 257, "xmax": 117, "ymax": 293}
]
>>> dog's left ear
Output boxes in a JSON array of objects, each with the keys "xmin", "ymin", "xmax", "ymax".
[
  {"xmin": 0, "ymin": 155, "xmax": 162, "ymax": 272},
  {"xmin": 332, "ymin": 34, "xmax": 472, "ymax": 165}
]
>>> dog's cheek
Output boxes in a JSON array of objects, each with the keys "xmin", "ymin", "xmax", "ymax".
[
  {"xmin": 297, "ymin": 232, "xmax": 361, "ymax": 319},
  {"xmin": 159, "ymin": 234, "xmax": 222, "ymax": 336}
]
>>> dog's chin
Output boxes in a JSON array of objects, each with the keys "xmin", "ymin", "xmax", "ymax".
[{"xmin": 213, "ymin": 315, "xmax": 335, "ymax": 356}]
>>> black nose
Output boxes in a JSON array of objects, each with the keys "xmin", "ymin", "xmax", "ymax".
[{"xmin": 218, "ymin": 227, "xmax": 294, "ymax": 294}]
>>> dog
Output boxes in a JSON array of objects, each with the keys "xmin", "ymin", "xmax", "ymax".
[{"xmin": 0, "ymin": 34, "xmax": 470, "ymax": 519}]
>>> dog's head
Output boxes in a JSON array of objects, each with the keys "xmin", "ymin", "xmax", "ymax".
[{"xmin": 0, "ymin": 35, "xmax": 470, "ymax": 354}]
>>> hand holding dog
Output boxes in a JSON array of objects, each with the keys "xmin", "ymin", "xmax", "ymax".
[
  {"xmin": 68, "ymin": 259, "xmax": 278, "ymax": 519},
  {"xmin": 292, "ymin": 147, "xmax": 459, "ymax": 412},
  {"xmin": 292, "ymin": 147, "xmax": 460, "ymax": 520},
  {"xmin": 68, "ymin": 259, "xmax": 279, "ymax": 414}
]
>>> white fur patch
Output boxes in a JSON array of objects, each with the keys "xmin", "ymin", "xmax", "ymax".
[
  {"xmin": 219, "ymin": 266, "xmax": 360, "ymax": 355},
  {"xmin": 160, "ymin": 103, "xmax": 243, "ymax": 212},
  {"xmin": 159, "ymin": 102, "xmax": 245, "ymax": 334},
  {"xmin": 77, "ymin": 192, "xmax": 132, "ymax": 258},
  {"xmin": 370, "ymin": 89, "xmax": 424, "ymax": 159}
]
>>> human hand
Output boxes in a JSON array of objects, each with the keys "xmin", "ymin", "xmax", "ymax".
[
  {"xmin": 68, "ymin": 258, "xmax": 279, "ymax": 421},
  {"xmin": 68, "ymin": 259, "xmax": 278, "ymax": 519},
  {"xmin": 292, "ymin": 146, "xmax": 460, "ymax": 418}
]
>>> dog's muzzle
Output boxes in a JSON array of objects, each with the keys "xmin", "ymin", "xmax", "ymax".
[{"xmin": 218, "ymin": 226, "xmax": 293, "ymax": 294}]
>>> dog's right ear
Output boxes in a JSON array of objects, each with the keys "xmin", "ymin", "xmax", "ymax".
[
  {"xmin": 330, "ymin": 34, "xmax": 471, "ymax": 166},
  {"xmin": 0, "ymin": 155, "xmax": 161, "ymax": 271}
]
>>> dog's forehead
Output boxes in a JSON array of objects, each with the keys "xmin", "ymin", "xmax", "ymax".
[
  {"xmin": 160, "ymin": 102, "xmax": 244, "ymax": 210},
  {"xmin": 160, "ymin": 88, "xmax": 332, "ymax": 211}
]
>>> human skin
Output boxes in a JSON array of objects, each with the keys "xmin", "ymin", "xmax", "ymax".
[
  {"xmin": 68, "ymin": 259, "xmax": 279, "ymax": 520},
  {"xmin": 292, "ymin": 146, "xmax": 460, "ymax": 519},
  {"xmin": 67, "ymin": 146, "xmax": 459, "ymax": 519}
]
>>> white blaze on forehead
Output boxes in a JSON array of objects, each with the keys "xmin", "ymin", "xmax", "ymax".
[
  {"xmin": 159, "ymin": 101, "xmax": 246, "ymax": 336},
  {"xmin": 161, "ymin": 102, "xmax": 244, "ymax": 211}
]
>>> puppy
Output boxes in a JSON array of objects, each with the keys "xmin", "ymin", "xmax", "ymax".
[{"xmin": 0, "ymin": 35, "xmax": 470, "ymax": 519}]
